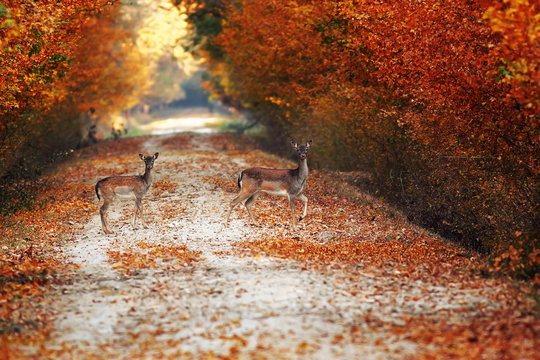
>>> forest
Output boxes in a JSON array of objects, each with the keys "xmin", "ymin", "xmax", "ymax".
[
  {"xmin": 0, "ymin": 0, "xmax": 193, "ymax": 192},
  {"xmin": 0, "ymin": 0, "xmax": 538, "ymax": 280},
  {"xmin": 0, "ymin": 0, "xmax": 540, "ymax": 358},
  {"xmin": 181, "ymin": 0, "xmax": 539, "ymax": 279}
]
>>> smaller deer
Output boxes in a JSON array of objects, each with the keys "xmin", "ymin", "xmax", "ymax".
[
  {"xmin": 95, "ymin": 153, "xmax": 159, "ymax": 234},
  {"xmin": 227, "ymin": 140, "xmax": 312, "ymax": 230}
]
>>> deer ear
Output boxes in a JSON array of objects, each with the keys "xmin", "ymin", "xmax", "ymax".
[
  {"xmin": 306, "ymin": 140, "xmax": 312, "ymax": 148},
  {"xmin": 153, "ymin": 152, "xmax": 159, "ymax": 159},
  {"xmin": 290, "ymin": 139, "xmax": 298, "ymax": 149},
  {"xmin": 139, "ymin": 153, "xmax": 145, "ymax": 160}
]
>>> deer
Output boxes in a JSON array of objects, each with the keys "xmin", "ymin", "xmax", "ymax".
[
  {"xmin": 95, "ymin": 153, "xmax": 159, "ymax": 234},
  {"xmin": 227, "ymin": 140, "xmax": 312, "ymax": 230}
]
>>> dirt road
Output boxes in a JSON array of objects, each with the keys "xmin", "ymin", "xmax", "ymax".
[{"xmin": 11, "ymin": 132, "xmax": 537, "ymax": 359}]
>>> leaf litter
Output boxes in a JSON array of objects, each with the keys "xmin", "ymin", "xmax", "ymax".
[{"xmin": 0, "ymin": 132, "xmax": 537, "ymax": 359}]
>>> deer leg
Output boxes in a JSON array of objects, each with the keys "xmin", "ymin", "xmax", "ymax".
[
  {"xmin": 227, "ymin": 192, "xmax": 252, "ymax": 222},
  {"xmin": 139, "ymin": 199, "xmax": 148, "ymax": 229},
  {"xmin": 100, "ymin": 201, "xmax": 113, "ymax": 234},
  {"xmin": 297, "ymin": 193, "xmax": 308, "ymax": 221},
  {"xmin": 134, "ymin": 197, "xmax": 146, "ymax": 229},
  {"xmin": 244, "ymin": 193, "xmax": 259, "ymax": 225},
  {"xmin": 133, "ymin": 200, "xmax": 138, "ymax": 229},
  {"xmin": 288, "ymin": 195, "xmax": 297, "ymax": 230}
]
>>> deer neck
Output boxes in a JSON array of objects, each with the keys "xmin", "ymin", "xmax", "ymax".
[
  {"xmin": 142, "ymin": 167, "xmax": 153, "ymax": 187},
  {"xmin": 297, "ymin": 157, "xmax": 309, "ymax": 180}
]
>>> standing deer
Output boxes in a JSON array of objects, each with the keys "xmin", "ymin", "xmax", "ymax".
[
  {"xmin": 227, "ymin": 140, "xmax": 312, "ymax": 230},
  {"xmin": 95, "ymin": 153, "xmax": 159, "ymax": 234}
]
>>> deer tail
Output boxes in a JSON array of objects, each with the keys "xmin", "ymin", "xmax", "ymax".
[
  {"xmin": 237, "ymin": 172, "xmax": 243, "ymax": 189},
  {"xmin": 95, "ymin": 181, "xmax": 101, "ymax": 201}
]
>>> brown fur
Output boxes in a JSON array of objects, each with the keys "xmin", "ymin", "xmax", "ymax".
[
  {"xmin": 95, "ymin": 153, "xmax": 158, "ymax": 234},
  {"xmin": 227, "ymin": 141, "xmax": 311, "ymax": 230}
]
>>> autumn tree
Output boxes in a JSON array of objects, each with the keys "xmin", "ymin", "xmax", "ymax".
[
  {"xmin": 0, "ymin": 0, "xmax": 151, "ymax": 215},
  {"xmin": 180, "ymin": 0, "xmax": 539, "ymax": 279}
]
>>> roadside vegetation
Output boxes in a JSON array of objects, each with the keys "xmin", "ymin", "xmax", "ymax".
[{"xmin": 180, "ymin": 0, "xmax": 539, "ymax": 281}]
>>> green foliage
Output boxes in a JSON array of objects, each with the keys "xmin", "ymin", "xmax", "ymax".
[
  {"xmin": 32, "ymin": 28, "xmax": 43, "ymax": 38},
  {"xmin": 184, "ymin": 0, "xmax": 226, "ymax": 59},
  {"xmin": 315, "ymin": 17, "xmax": 349, "ymax": 48},
  {"xmin": 496, "ymin": 63, "xmax": 516, "ymax": 82},
  {"xmin": 28, "ymin": 42, "xmax": 43, "ymax": 57}
]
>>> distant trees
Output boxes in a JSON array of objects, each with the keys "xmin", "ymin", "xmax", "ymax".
[
  {"xmin": 123, "ymin": 0, "xmax": 195, "ymax": 110},
  {"xmin": 181, "ymin": 0, "xmax": 539, "ymax": 279}
]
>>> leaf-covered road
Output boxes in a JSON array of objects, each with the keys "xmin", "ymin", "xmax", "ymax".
[{"xmin": 7, "ymin": 132, "xmax": 538, "ymax": 359}]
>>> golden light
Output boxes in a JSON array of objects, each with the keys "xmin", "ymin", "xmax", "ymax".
[{"xmin": 124, "ymin": 0, "xmax": 197, "ymax": 76}]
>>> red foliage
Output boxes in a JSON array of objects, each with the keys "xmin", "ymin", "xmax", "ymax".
[
  {"xmin": 182, "ymin": 0, "xmax": 539, "ymax": 278},
  {"xmin": 0, "ymin": 0, "xmax": 111, "ymax": 116}
]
